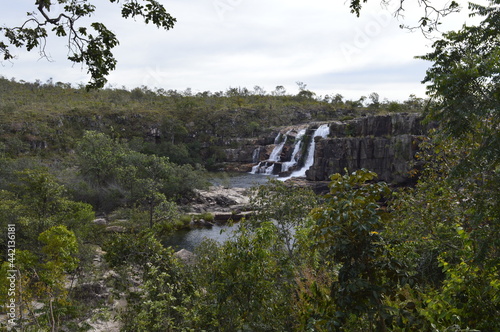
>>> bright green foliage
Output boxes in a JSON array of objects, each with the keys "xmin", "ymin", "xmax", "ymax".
[
  {"xmin": 39, "ymin": 225, "xmax": 80, "ymax": 275},
  {"xmin": 421, "ymin": 227, "xmax": 500, "ymax": 331},
  {"xmin": 192, "ymin": 222, "xmax": 297, "ymax": 331},
  {"xmin": 250, "ymin": 179, "xmax": 319, "ymax": 258},
  {"xmin": 311, "ymin": 169, "xmax": 403, "ymax": 330},
  {"xmin": 11, "ymin": 226, "xmax": 80, "ymax": 330}
]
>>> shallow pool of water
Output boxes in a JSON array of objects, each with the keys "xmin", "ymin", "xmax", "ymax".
[
  {"xmin": 209, "ymin": 172, "xmax": 276, "ymax": 188},
  {"xmin": 165, "ymin": 173, "xmax": 273, "ymax": 251},
  {"xmin": 164, "ymin": 224, "xmax": 239, "ymax": 252}
]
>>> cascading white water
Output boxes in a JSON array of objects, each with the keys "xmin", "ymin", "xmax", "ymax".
[
  {"xmin": 268, "ymin": 134, "xmax": 286, "ymax": 162},
  {"xmin": 250, "ymin": 124, "xmax": 329, "ymax": 178},
  {"xmin": 281, "ymin": 128, "xmax": 306, "ymax": 173},
  {"xmin": 250, "ymin": 132, "xmax": 288, "ymax": 174},
  {"xmin": 280, "ymin": 124, "xmax": 330, "ymax": 180},
  {"xmin": 251, "ymin": 147, "xmax": 261, "ymax": 163}
]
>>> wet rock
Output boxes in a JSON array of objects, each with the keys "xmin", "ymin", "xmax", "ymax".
[{"xmin": 307, "ymin": 134, "xmax": 423, "ymax": 184}]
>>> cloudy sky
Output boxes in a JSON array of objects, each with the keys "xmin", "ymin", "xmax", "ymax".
[{"xmin": 1, "ymin": 0, "xmax": 478, "ymax": 100}]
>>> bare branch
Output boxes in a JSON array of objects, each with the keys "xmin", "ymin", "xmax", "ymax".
[{"xmin": 394, "ymin": 0, "xmax": 462, "ymax": 37}]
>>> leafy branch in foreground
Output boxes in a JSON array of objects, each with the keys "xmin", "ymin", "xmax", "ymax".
[{"xmin": 0, "ymin": 0, "xmax": 176, "ymax": 89}]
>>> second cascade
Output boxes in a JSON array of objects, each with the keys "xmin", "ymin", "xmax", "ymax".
[{"xmin": 250, "ymin": 124, "xmax": 330, "ymax": 179}]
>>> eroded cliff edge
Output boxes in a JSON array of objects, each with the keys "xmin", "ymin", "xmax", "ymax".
[
  {"xmin": 307, "ymin": 113, "xmax": 425, "ymax": 183},
  {"xmin": 225, "ymin": 113, "xmax": 428, "ymax": 184}
]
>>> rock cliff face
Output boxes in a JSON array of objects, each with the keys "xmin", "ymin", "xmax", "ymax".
[
  {"xmin": 226, "ymin": 113, "xmax": 427, "ymax": 184},
  {"xmin": 307, "ymin": 113, "xmax": 425, "ymax": 183},
  {"xmin": 307, "ymin": 134, "xmax": 421, "ymax": 183}
]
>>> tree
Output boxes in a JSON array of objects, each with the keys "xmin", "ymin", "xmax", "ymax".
[
  {"xmin": 12, "ymin": 225, "xmax": 79, "ymax": 330},
  {"xmin": 417, "ymin": 0, "xmax": 499, "ymax": 267},
  {"xmin": 76, "ymin": 131, "xmax": 125, "ymax": 187},
  {"xmin": 296, "ymin": 81, "xmax": 316, "ymax": 99},
  {"xmin": 192, "ymin": 222, "xmax": 297, "ymax": 331},
  {"xmin": 332, "ymin": 93, "xmax": 344, "ymax": 105},
  {"xmin": 310, "ymin": 169, "xmax": 405, "ymax": 331},
  {"xmin": 383, "ymin": 6, "xmax": 500, "ymax": 324},
  {"xmin": 6, "ymin": 168, "xmax": 95, "ymax": 248},
  {"xmin": 368, "ymin": 92, "xmax": 380, "ymax": 109},
  {"xmin": 0, "ymin": 0, "xmax": 176, "ymax": 89},
  {"xmin": 273, "ymin": 85, "xmax": 286, "ymax": 96},
  {"xmin": 250, "ymin": 179, "xmax": 318, "ymax": 259},
  {"xmin": 418, "ymin": 0, "xmax": 500, "ymax": 160}
]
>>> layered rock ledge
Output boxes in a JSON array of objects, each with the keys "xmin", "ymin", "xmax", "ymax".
[{"xmin": 225, "ymin": 113, "xmax": 429, "ymax": 185}]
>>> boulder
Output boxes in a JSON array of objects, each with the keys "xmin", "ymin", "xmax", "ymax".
[
  {"xmin": 174, "ymin": 249, "xmax": 196, "ymax": 264},
  {"xmin": 191, "ymin": 186, "xmax": 251, "ymax": 213},
  {"xmin": 213, "ymin": 211, "xmax": 254, "ymax": 222},
  {"xmin": 105, "ymin": 226, "xmax": 127, "ymax": 233},
  {"xmin": 92, "ymin": 218, "xmax": 108, "ymax": 225}
]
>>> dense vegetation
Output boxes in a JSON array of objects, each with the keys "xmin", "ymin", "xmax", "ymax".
[
  {"xmin": 1, "ymin": 0, "xmax": 499, "ymax": 330},
  {"xmin": 0, "ymin": 77, "xmax": 423, "ymax": 168}
]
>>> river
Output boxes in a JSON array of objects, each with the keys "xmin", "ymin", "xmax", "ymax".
[{"xmin": 164, "ymin": 172, "xmax": 274, "ymax": 251}]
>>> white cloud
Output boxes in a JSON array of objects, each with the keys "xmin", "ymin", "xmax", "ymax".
[{"xmin": 0, "ymin": 0, "xmax": 478, "ymax": 100}]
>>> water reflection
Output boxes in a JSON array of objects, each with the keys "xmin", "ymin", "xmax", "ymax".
[
  {"xmin": 165, "ymin": 173, "xmax": 271, "ymax": 251},
  {"xmin": 164, "ymin": 224, "xmax": 239, "ymax": 252},
  {"xmin": 209, "ymin": 172, "xmax": 275, "ymax": 188}
]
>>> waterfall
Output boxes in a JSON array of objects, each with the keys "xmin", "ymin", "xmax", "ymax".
[
  {"xmin": 268, "ymin": 133, "xmax": 286, "ymax": 162},
  {"xmin": 281, "ymin": 124, "xmax": 330, "ymax": 180},
  {"xmin": 250, "ymin": 124, "xmax": 329, "ymax": 179},
  {"xmin": 281, "ymin": 128, "xmax": 306, "ymax": 173},
  {"xmin": 252, "ymin": 146, "xmax": 262, "ymax": 163},
  {"xmin": 250, "ymin": 132, "xmax": 288, "ymax": 175}
]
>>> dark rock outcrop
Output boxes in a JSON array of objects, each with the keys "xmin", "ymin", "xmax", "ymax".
[
  {"xmin": 229, "ymin": 113, "xmax": 427, "ymax": 184},
  {"xmin": 307, "ymin": 113, "xmax": 425, "ymax": 183},
  {"xmin": 307, "ymin": 134, "xmax": 422, "ymax": 183}
]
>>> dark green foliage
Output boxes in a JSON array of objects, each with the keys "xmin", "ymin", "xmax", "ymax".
[
  {"xmin": 250, "ymin": 179, "xmax": 318, "ymax": 259},
  {"xmin": 0, "ymin": 167, "xmax": 95, "ymax": 250},
  {"xmin": 73, "ymin": 130, "xmax": 208, "ymax": 212},
  {"xmin": 311, "ymin": 170, "xmax": 404, "ymax": 330},
  {"xmin": 418, "ymin": 0, "xmax": 500, "ymax": 143},
  {"xmin": 190, "ymin": 223, "xmax": 298, "ymax": 331}
]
